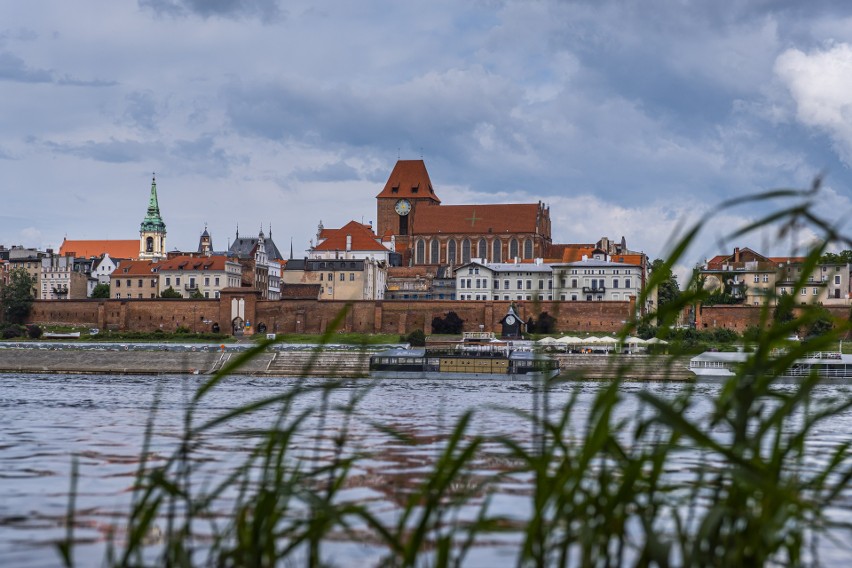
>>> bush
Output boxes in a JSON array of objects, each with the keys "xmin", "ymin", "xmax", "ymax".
[
  {"xmin": 26, "ymin": 325, "xmax": 43, "ymax": 339},
  {"xmin": 175, "ymin": 326, "xmax": 192, "ymax": 334},
  {"xmin": 431, "ymin": 311, "xmax": 464, "ymax": 334},
  {"xmin": 1, "ymin": 324, "xmax": 24, "ymax": 339},
  {"xmin": 401, "ymin": 329, "xmax": 426, "ymax": 346}
]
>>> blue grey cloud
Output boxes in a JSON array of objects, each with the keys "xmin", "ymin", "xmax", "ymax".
[{"xmin": 139, "ymin": 0, "xmax": 282, "ymax": 22}]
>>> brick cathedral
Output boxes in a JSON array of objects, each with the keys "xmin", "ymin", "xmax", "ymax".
[{"xmin": 376, "ymin": 160, "xmax": 552, "ymax": 266}]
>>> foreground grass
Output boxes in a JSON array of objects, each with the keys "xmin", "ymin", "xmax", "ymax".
[{"xmin": 57, "ymin": 181, "xmax": 852, "ymax": 567}]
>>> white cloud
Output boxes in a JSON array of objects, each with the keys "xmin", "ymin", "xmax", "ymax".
[{"xmin": 775, "ymin": 42, "xmax": 852, "ymax": 165}]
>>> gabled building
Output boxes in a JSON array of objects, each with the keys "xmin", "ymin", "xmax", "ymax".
[
  {"xmin": 455, "ymin": 259, "xmax": 553, "ymax": 301},
  {"xmin": 111, "ymin": 260, "xmax": 159, "ymax": 299},
  {"xmin": 156, "ymin": 255, "xmax": 242, "ymax": 299},
  {"xmin": 311, "ymin": 220, "xmax": 398, "ymax": 264},
  {"xmin": 228, "ymin": 227, "xmax": 284, "ymax": 299},
  {"xmin": 40, "ymin": 254, "xmax": 89, "ymax": 300},
  {"xmin": 281, "ymin": 257, "xmax": 386, "ymax": 300},
  {"xmin": 551, "ymin": 251, "xmax": 644, "ymax": 304}
]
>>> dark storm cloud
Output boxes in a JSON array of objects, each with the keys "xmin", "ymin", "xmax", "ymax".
[
  {"xmin": 139, "ymin": 0, "xmax": 282, "ymax": 22},
  {"xmin": 41, "ymin": 134, "xmax": 245, "ymax": 177},
  {"xmin": 0, "ymin": 51, "xmax": 115, "ymax": 86}
]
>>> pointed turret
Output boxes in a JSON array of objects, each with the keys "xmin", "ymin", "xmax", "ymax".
[
  {"xmin": 140, "ymin": 176, "xmax": 166, "ymax": 233},
  {"xmin": 139, "ymin": 174, "xmax": 167, "ymax": 260}
]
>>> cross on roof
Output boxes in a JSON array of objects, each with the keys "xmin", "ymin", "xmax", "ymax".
[{"xmin": 466, "ymin": 210, "xmax": 481, "ymax": 227}]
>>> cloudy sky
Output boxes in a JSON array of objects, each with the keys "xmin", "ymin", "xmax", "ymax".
[{"xmin": 4, "ymin": 0, "xmax": 852, "ymax": 268}]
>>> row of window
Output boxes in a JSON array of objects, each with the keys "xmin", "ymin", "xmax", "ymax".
[
  {"xmin": 456, "ymin": 293, "xmax": 627, "ymax": 301},
  {"xmin": 319, "ymin": 273, "xmax": 357, "ymax": 281},
  {"xmin": 414, "ymin": 237, "xmax": 537, "ymax": 264},
  {"xmin": 458, "ymin": 277, "xmax": 633, "ymax": 290},
  {"xmin": 114, "ymin": 291, "xmax": 222, "ymax": 299}
]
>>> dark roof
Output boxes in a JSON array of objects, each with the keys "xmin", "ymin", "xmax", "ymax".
[{"xmin": 228, "ymin": 235, "xmax": 284, "ymax": 260}]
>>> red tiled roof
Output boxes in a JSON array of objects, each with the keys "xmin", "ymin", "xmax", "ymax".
[
  {"xmin": 375, "ymin": 160, "xmax": 440, "ymax": 203},
  {"xmin": 413, "ymin": 203, "xmax": 543, "ymax": 235},
  {"xmin": 60, "ymin": 238, "xmax": 139, "ymax": 259},
  {"xmin": 314, "ymin": 220, "xmax": 389, "ymax": 252},
  {"xmin": 157, "ymin": 255, "xmax": 233, "ymax": 271},
  {"xmin": 115, "ymin": 260, "xmax": 156, "ymax": 275},
  {"xmin": 559, "ymin": 246, "xmax": 596, "ymax": 263}
]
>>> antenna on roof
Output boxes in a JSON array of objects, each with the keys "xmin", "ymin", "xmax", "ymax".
[
  {"xmin": 420, "ymin": 147, "xmax": 423, "ymax": 159},
  {"xmin": 397, "ymin": 147, "xmax": 400, "ymax": 160}
]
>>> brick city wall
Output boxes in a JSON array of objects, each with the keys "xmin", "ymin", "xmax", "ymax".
[
  {"xmin": 28, "ymin": 297, "xmax": 637, "ymax": 335},
  {"xmin": 697, "ymin": 305, "xmax": 852, "ymax": 332}
]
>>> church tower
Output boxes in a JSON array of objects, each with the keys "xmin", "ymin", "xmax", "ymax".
[
  {"xmin": 139, "ymin": 175, "xmax": 167, "ymax": 260},
  {"xmin": 375, "ymin": 160, "xmax": 441, "ymax": 261}
]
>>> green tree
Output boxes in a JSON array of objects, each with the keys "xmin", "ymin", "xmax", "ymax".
[
  {"xmin": 819, "ymin": 249, "xmax": 852, "ymax": 264},
  {"xmin": 650, "ymin": 258, "xmax": 681, "ymax": 311},
  {"xmin": 160, "ymin": 286, "xmax": 183, "ymax": 299},
  {"xmin": 91, "ymin": 283, "xmax": 110, "ymax": 298},
  {"xmin": 0, "ymin": 268, "xmax": 36, "ymax": 324},
  {"xmin": 189, "ymin": 289, "xmax": 205, "ymax": 299}
]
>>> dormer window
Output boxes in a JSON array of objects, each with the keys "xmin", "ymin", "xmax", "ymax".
[{"xmin": 391, "ymin": 184, "xmax": 399, "ymax": 194}]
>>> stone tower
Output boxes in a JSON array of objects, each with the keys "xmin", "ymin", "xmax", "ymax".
[{"xmin": 139, "ymin": 175, "xmax": 167, "ymax": 260}]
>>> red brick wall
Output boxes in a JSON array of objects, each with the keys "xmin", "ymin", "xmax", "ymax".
[
  {"xmin": 28, "ymin": 297, "xmax": 638, "ymax": 335},
  {"xmin": 697, "ymin": 304, "xmax": 851, "ymax": 332}
]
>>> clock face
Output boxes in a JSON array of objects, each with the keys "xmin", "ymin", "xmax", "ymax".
[
  {"xmin": 505, "ymin": 315, "xmax": 516, "ymax": 325},
  {"xmin": 395, "ymin": 199, "xmax": 412, "ymax": 216}
]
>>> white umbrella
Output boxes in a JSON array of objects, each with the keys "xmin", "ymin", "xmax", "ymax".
[
  {"xmin": 645, "ymin": 337, "xmax": 669, "ymax": 345},
  {"xmin": 536, "ymin": 336, "xmax": 558, "ymax": 344},
  {"xmin": 596, "ymin": 336, "xmax": 618, "ymax": 344},
  {"xmin": 555, "ymin": 335, "xmax": 582, "ymax": 344},
  {"xmin": 583, "ymin": 336, "xmax": 604, "ymax": 344},
  {"xmin": 624, "ymin": 336, "xmax": 646, "ymax": 345}
]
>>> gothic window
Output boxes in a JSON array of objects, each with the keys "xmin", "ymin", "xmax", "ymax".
[
  {"xmin": 492, "ymin": 240, "xmax": 502, "ymax": 263},
  {"xmin": 524, "ymin": 238, "xmax": 533, "ymax": 259},
  {"xmin": 430, "ymin": 239, "xmax": 439, "ymax": 264},
  {"xmin": 462, "ymin": 239, "xmax": 471, "ymax": 263},
  {"xmin": 416, "ymin": 239, "xmax": 425, "ymax": 264},
  {"xmin": 509, "ymin": 238, "xmax": 519, "ymax": 259},
  {"xmin": 478, "ymin": 238, "xmax": 487, "ymax": 260},
  {"xmin": 146, "ymin": 236, "xmax": 154, "ymax": 252},
  {"xmin": 448, "ymin": 240, "xmax": 457, "ymax": 264}
]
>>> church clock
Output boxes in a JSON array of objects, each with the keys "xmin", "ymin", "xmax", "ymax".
[{"xmin": 394, "ymin": 199, "xmax": 412, "ymax": 216}]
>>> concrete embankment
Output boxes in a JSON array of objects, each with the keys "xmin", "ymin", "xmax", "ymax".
[{"xmin": 0, "ymin": 347, "xmax": 693, "ymax": 380}]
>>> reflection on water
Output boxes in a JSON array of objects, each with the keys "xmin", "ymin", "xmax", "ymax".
[{"xmin": 1, "ymin": 373, "xmax": 851, "ymax": 566}]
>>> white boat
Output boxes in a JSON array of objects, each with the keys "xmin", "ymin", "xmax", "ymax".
[
  {"xmin": 43, "ymin": 332, "xmax": 81, "ymax": 339},
  {"xmin": 369, "ymin": 332, "xmax": 560, "ymax": 380},
  {"xmin": 689, "ymin": 350, "xmax": 852, "ymax": 383}
]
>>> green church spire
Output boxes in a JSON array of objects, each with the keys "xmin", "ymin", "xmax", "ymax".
[{"xmin": 140, "ymin": 174, "xmax": 166, "ymax": 233}]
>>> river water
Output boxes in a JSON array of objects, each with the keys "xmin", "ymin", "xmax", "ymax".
[{"xmin": 2, "ymin": 373, "xmax": 852, "ymax": 567}]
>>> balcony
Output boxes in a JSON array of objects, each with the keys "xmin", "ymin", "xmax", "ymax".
[
  {"xmin": 184, "ymin": 284, "xmax": 199, "ymax": 292},
  {"xmin": 582, "ymin": 286, "xmax": 606, "ymax": 294}
]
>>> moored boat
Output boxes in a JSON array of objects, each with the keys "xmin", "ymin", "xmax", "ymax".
[
  {"xmin": 369, "ymin": 331, "xmax": 560, "ymax": 380},
  {"xmin": 689, "ymin": 350, "xmax": 852, "ymax": 383}
]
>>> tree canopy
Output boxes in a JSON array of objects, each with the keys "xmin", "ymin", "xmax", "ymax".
[
  {"xmin": 0, "ymin": 268, "xmax": 36, "ymax": 324},
  {"xmin": 91, "ymin": 283, "xmax": 110, "ymax": 298},
  {"xmin": 650, "ymin": 259, "xmax": 681, "ymax": 311},
  {"xmin": 160, "ymin": 286, "xmax": 183, "ymax": 299}
]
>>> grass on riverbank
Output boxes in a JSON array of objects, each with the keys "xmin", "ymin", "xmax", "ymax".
[{"xmin": 55, "ymin": 179, "xmax": 852, "ymax": 567}]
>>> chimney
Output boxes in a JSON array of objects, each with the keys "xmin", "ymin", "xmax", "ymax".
[{"xmin": 734, "ymin": 247, "xmax": 740, "ymax": 262}]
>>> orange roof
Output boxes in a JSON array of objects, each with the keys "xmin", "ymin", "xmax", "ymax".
[
  {"xmin": 376, "ymin": 160, "xmax": 440, "ymax": 203},
  {"xmin": 559, "ymin": 246, "xmax": 596, "ymax": 263},
  {"xmin": 114, "ymin": 260, "xmax": 156, "ymax": 276},
  {"xmin": 157, "ymin": 255, "xmax": 233, "ymax": 271},
  {"xmin": 60, "ymin": 238, "xmax": 139, "ymax": 260},
  {"xmin": 314, "ymin": 220, "xmax": 389, "ymax": 252},
  {"xmin": 413, "ymin": 203, "xmax": 543, "ymax": 235}
]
